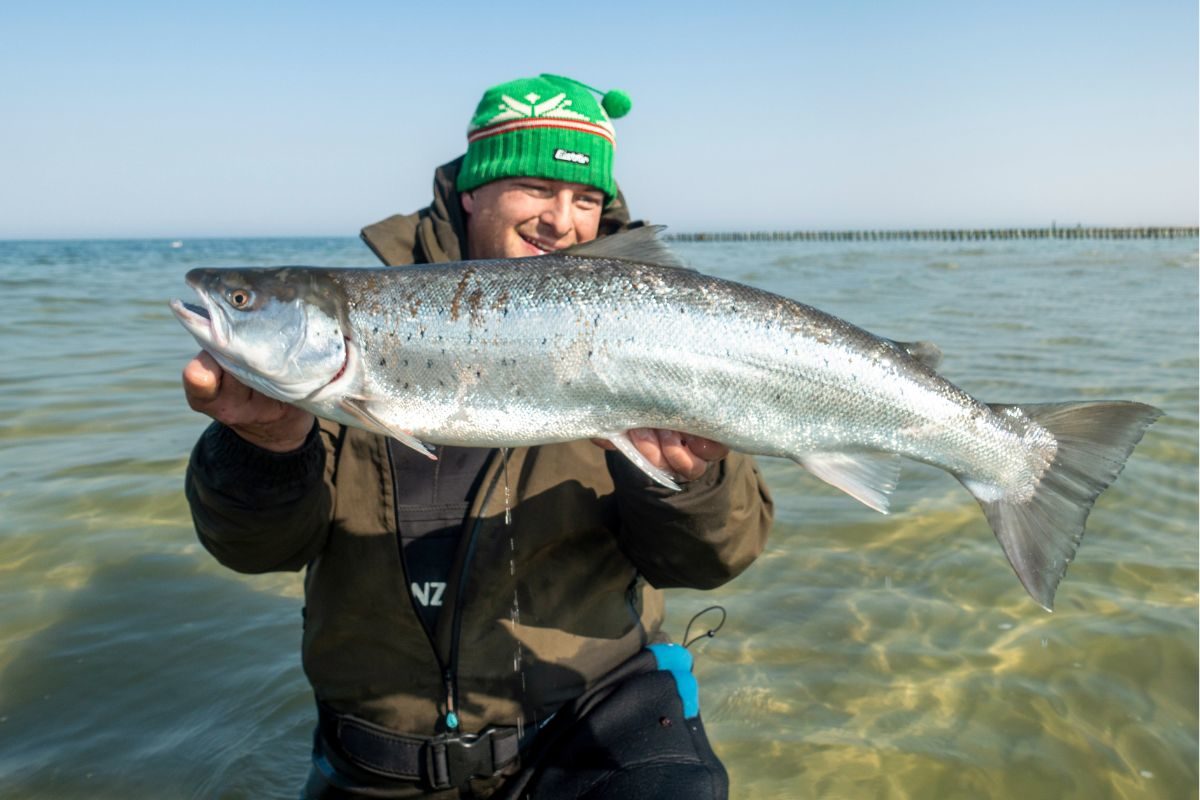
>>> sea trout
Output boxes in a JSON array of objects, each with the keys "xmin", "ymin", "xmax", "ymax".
[{"xmin": 170, "ymin": 226, "xmax": 1160, "ymax": 610}]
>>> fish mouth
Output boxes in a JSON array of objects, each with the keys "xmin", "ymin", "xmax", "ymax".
[
  {"xmin": 170, "ymin": 293, "xmax": 228, "ymax": 348},
  {"xmin": 181, "ymin": 302, "xmax": 209, "ymax": 320}
]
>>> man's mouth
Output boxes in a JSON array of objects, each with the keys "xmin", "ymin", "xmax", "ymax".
[{"xmin": 520, "ymin": 234, "xmax": 560, "ymax": 255}]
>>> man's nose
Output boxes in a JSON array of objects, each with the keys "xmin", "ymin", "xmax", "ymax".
[{"xmin": 539, "ymin": 192, "xmax": 574, "ymax": 237}]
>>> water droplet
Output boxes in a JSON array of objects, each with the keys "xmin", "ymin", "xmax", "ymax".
[
  {"xmin": 500, "ymin": 447, "xmax": 512, "ymax": 526},
  {"xmin": 1040, "ymin": 638, "xmax": 1048, "ymax": 648},
  {"xmin": 1139, "ymin": 770, "xmax": 1154, "ymax": 779},
  {"xmin": 998, "ymin": 623, "xmax": 1014, "ymax": 630}
]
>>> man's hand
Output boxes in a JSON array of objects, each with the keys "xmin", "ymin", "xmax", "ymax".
[
  {"xmin": 183, "ymin": 351, "xmax": 315, "ymax": 453},
  {"xmin": 592, "ymin": 428, "xmax": 730, "ymax": 482}
]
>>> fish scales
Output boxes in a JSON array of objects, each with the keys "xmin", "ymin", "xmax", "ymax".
[{"xmin": 331, "ymin": 256, "xmax": 1028, "ymax": 485}]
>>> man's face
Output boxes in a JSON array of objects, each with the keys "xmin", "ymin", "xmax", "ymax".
[{"xmin": 461, "ymin": 177, "xmax": 605, "ymax": 260}]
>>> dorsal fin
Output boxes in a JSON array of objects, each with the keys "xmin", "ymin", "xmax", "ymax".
[
  {"xmin": 887, "ymin": 338, "xmax": 944, "ymax": 370},
  {"xmin": 565, "ymin": 225, "xmax": 690, "ymax": 270}
]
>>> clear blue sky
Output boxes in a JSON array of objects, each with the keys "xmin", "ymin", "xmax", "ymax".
[{"xmin": 2, "ymin": 0, "xmax": 1196, "ymax": 238}]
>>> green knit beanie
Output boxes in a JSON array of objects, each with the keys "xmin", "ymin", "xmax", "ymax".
[{"xmin": 456, "ymin": 74, "xmax": 632, "ymax": 202}]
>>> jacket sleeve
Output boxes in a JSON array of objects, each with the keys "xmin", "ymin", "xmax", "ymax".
[
  {"xmin": 607, "ymin": 451, "xmax": 774, "ymax": 589},
  {"xmin": 185, "ymin": 420, "xmax": 335, "ymax": 574}
]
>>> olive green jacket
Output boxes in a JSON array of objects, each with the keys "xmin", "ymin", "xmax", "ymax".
[{"xmin": 186, "ymin": 158, "xmax": 774, "ymax": 736}]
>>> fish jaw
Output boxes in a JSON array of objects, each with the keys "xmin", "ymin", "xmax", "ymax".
[{"xmin": 170, "ymin": 295, "xmax": 228, "ymax": 351}]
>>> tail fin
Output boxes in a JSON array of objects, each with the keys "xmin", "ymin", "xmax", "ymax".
[{"xmin": 960, "ymin": 401, "xmax": 1161, "ymax": 611}]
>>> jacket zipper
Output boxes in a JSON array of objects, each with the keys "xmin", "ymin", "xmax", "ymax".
[
  {"xmin": 386, "ymin": 441, "xmax": 504, "ymax": 733},
  {"xmin": 445, "ymin": 455, "xmax": 504, "ymax": 729}
]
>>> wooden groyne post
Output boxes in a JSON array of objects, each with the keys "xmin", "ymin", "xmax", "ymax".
[{"xmin": 665, "ymin": 227, "xmax": 1199, "ymax": 242}]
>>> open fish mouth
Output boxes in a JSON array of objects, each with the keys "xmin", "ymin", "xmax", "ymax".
[
  {"xmin": 169, "ymin": 295, "xmax": 226, "ymax": 348},
  {"xmin": 181, "ymin": 302, "xmax": 210, "ymax": 320}
]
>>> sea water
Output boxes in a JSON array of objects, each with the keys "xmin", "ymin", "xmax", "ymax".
[{"xmin": 0, "ymin": 236, "xmax": 1194, "ymax": 798}]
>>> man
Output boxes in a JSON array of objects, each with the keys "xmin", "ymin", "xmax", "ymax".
[{"xmin": 182, "ymin": 74, "xmax": 773, "ymax": 799}]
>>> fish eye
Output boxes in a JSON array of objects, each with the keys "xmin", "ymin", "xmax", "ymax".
[{"xmin": 226, "ymin": 288, "xmax": 254, "ymax": 309}]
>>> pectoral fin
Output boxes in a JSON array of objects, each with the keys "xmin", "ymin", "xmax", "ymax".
[
  {"xmin": 797, "ymin": 452, "xmax": 901, "ymax": 513},
  {"xmin": 603, "ymin": 431, "xmax": 682, "ymax": 491},
  {"xmin": 340, "ymin": 398, "xmax": 436, "ymax": 460}
]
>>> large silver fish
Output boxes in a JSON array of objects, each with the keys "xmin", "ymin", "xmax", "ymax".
[{"xmin": 170, "ymin": 226, "xmax": 1159, "ymax": 610}]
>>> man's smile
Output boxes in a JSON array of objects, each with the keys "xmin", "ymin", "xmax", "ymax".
[{"xmin": 520, "ymin": 233, "xmax": 563, "ymax": 254}]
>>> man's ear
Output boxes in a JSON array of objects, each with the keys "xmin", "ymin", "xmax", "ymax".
[{"xmin": 460, "ymin": 191, "xmax": 474, "ymax": 214}]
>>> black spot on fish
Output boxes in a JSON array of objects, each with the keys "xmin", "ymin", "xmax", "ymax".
[
  {"xmin": 403, "ymin": 382, "xmax": 409, "ymax": 389},
  {"xmin": 402, "ymin": 359, "xmax": 408, "ymax": 366},
  {"xmin": 426, "ymin": 359, "xmax": 433, "ymax": 368},
  {"xmin": 379, "ymin": 357, "xmax": 386, "ymax": 367},
  {"xmin": 475, "ymin": 370, "xmax": 481, "ymax": 378}
]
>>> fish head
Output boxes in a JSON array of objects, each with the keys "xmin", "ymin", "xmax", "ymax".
[{"xmin": 170, "ymin": 267, "xmax": 348, "ymax": 402}]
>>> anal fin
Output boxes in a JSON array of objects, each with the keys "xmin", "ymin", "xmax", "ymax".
[{"xmin": 797, "ymin": 452, "xmax": 901, "ymax": 513}]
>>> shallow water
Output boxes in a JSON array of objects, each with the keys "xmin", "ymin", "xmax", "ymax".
[{"xmin": 0, "ymin": 236, "xmax": 1194, "ymax": 798}]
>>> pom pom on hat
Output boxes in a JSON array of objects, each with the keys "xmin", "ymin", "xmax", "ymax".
[
  {"xmin": 602, "ymin": 89, "xmax": 632, "ymax": 119},
  {"xmin": 539, "ymin": 73, "xmax": 632, "ymax": 119}
]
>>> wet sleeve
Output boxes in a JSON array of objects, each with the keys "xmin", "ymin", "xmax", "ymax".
[
  {"xmin": 607, "ymin": 451, "xmax": 774, "ymax": 589},
  {"xmin": 185, "ymin": 420, "xmax": 334, "ymax": 573}
]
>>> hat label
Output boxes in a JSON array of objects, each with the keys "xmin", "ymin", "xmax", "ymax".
[{"xmin": 553, "ymin": 148, "xmax": 590, "ymax": 165}]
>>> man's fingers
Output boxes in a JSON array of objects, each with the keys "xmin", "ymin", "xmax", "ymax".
[
  {"xmin": 183, "ymin": 352, "xmax": 222, "ymax": 405},
  {"xmin": 183, "ymin": 352, "xmax": 257, "ymax": 423},
  {"xmin": 686, "ymin": 435, "xmax": 729, "ymax": 463},
  {"xmin": 630, "ymin": 428, "xmax": 667, "ymax": 468},
  {"xmin": 658, "ymin": 430, "xmax": 705, "ymax": 479},
  {"xmin": 598, "ymin": 429, "xmax": 730, "ymax": 481}
]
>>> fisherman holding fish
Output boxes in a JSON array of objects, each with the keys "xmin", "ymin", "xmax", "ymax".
[{"xmin": 181, "ymin": 75, "xmax": 774, "ymax": 798}]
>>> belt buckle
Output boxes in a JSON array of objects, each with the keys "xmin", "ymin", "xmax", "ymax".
[{"xmin": 426, "ymin": 731, "xmax": 495, "ymax": 789}]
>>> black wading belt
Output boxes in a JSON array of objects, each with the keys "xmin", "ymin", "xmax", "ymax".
[{"xmin": 317, "ymin": 703, "xmax": 523, "ymax": 791}]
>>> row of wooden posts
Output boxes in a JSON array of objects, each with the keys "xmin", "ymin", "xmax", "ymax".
[{"xmin": 666, "ymin": 227, "xmax": 1198, "ymax": 242}]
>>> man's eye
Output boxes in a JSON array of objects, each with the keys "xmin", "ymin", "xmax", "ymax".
[
  {"xmin": 519, "ymin": 183, "xmax": 553, "ymax": 197},
  {"xmin": 577, "ymin": 195, "xmax": 603, "ymax": 208}
]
